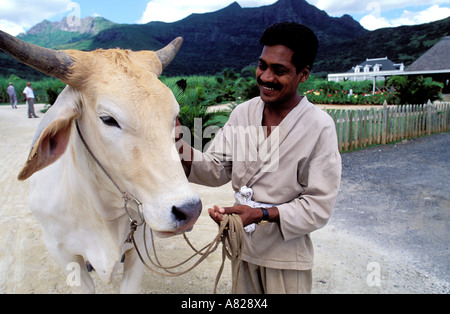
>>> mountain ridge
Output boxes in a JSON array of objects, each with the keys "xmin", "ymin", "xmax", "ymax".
[
  {"xmin": 83, "ymin": 0, "xmax": 368, "ymax": 75},
  {"xmin": 17, "ymin": 16, "xmax": 115, "ymax": 49},
  {"xmin": 1, "ymin": 0, "xmax": 449, "ymax": 78}
]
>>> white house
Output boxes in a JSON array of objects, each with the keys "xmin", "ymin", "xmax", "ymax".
[
  {"xmin": 328, "ymin": 57, "xmax": 405, "ymax": 82},
  {"xmin": 326, "ymin": 36, "xmax": 450, "ymax": 94}
]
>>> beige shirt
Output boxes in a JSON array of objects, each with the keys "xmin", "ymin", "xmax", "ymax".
[{"xmin": 189, "ymin": 96, "xmax": 342, "ymax": 270}]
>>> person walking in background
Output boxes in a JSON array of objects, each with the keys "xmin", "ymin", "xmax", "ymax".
[
  {"xmin": 7, "ymin": 83, "xmax": 18, "ymax": 109},
  {"xmin": 23, "ymin": 82, "xmax": 38, "ymax": 118}
]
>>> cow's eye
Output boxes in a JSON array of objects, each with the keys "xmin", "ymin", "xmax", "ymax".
[{"xmin": 100, "ymin": 116, "xmax": 121, "ymax": 129}]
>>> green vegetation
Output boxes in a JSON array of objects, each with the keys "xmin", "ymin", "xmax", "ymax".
[
  {"xmin": 2, "ymin": 70, "xmax": 444, "ymax": 108},
  {"xmin": 298, "ymin": 77, "xmax": 395, "ymax": 105},
  {"xmin": 1, "ymin": 69, "xmax": 445, "ymax": 156},
  {"xmin": 161, "ymin": 69, "xmax": 259, "ymax": 148},
  {"xmin": 387, "ymin": 76, "xmax": 443, "ymax": 104},
  {"xmin": 1, "ymin": 70, "xmax": 444, "ymax": 143},
  {"xmin": 0, "ymin": 74, "xmax": 65, "ymax": 105},
  {"xmin": 297, "ymin": 75, "xmax": 443, "ymax": 105},
  {"xmin": 318, "ymin": 17, "xmax": 450, "ymax": 73}
]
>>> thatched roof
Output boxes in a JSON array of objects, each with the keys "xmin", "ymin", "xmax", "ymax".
[{"xmin": 406, "ymin": 36, "xmax": 450, "ymax": 72}]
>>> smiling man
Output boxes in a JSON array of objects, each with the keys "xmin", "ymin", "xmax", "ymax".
[{"xmin": 176, "ymin": 22, "xmax": 342, "ymax": 294}]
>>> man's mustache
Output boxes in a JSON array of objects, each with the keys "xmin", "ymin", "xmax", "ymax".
[{"xmin": 257, "ymin": 77, "xmax": 282, "ymax": 91}]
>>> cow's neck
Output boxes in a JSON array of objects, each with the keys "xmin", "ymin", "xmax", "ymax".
[{"xmin": 68, "ymin": 127, "xmax": 131, "ymax": 247}]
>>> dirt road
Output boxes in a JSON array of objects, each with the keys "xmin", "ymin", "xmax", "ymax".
[{"xmin": 0, "ymin": 104, "xmax": 448, "ymax": 294}]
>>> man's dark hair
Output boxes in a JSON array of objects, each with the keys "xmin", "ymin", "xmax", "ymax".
[{"xmin": 260, "ymin": 22, "xmax": 319, "ymax": 73}]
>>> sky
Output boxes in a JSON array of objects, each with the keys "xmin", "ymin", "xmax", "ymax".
[{"xmin": 0, "ymin": 0, "xmax": 449, "ymax": 36}]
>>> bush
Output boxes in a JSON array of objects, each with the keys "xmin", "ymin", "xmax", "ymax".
[
  {"xmin": 0, "ymin": 75, "xmax": 25, "ymax": 104},
  {"xmin": 162, "ymin": 70, "xmax": 262, "ymax": 149},
  {"xmin": 387, "ymin": 76, "xmax": 443, "ymax": 104}
]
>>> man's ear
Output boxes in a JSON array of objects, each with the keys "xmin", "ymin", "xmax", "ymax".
[
  {"xmin": 18, "ymin": 86, "xmax": 81, "ymax": 181},
  {"xmin": 299, "ymin": 66, "xmax": 311, "ymax": 83}
]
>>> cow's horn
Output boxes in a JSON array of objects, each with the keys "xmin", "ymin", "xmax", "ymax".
[
  {"xmin": 156, "ymin": 37, "xmax": 183, "ymax": 70},
  {"xmin": 0, "ymin": 30, "xmax": 74, "ymax": 82}
]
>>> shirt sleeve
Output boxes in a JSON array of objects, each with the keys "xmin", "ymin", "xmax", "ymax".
[
  {"xmin": 277, "ymin": 150, "xmax": 342, "ymax": 241},
  {"xmin": 188, "ymin": 126, "xmax": 233, "ymax": 187}
]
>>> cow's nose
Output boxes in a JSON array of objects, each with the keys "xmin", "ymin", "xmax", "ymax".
[
  {"xmin": 171, "ymin": 199, "xmax": 202, "ymax": 228},
  {"xmin": 172, "ymin": 205, "xmax": 187, "ymax": 222}
]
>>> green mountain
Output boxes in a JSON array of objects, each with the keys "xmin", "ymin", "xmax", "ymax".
[
  {"xmin": 17, "ymin": 16, "xmax": 115, "ymax": 49},
  {"xmin": 0, "ymin": 16, "xmax": 116, "ymax": 79},
  {"xmin": 319, "ymin": 16, "xmax": 450, "ymax": 73},
  {"xmin": 1, "ymin": 0, "xmax": 449, "ymax": 79},
  {"xmin": 85, "ymin": 0, "xmax": 368, "ymax": 75}
]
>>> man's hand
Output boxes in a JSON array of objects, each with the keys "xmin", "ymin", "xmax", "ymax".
[
  {"xmin": 209, "ymin": 205, "xmax": 280, "ymax": 227},
  {"xmin": 208, "ymin": 205, "xmax": 263, "ymax": 227}
]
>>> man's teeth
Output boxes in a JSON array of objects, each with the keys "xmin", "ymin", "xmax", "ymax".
[{"xmin": 263, "ymin": 85, "xmax": 275, "ymax": 91}]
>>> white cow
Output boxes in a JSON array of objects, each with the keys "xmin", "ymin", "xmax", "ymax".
[{"xmin": 0, "ymin": 30, "xmax": 202, "ymax": 293}]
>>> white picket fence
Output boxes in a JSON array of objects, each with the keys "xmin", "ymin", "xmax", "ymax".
[{"xmin": 327, "ymin": 101, "xmax": 450, "ymax": 152}]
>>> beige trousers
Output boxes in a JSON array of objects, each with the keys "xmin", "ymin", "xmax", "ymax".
[{"xmin": 234, "ymin": 261, "xmax": 312, "ymax": 294}]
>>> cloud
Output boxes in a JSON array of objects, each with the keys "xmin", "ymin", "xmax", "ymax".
[
  {"xmin": 139, "ymin": 1, "xmax": 450, "ymax": 27},
  {"xmin": 138, "ymin": 0, "xmax": 212, "ymax": 23},
  {"xmin": 0, "ymin": 0, "xmax": 72, "ymax": 35},
  {"xmin": 359, "ymin": 14, "xmax": 392, "ymax": 30},
  {"xmin": 0, "ymin": 20, "xmax": 26, "ymax": 36},
  {"xmin": 360, "ymin": 4, "xmax": 450, "ymax": 30},
  {"xmin": 138, "ymin": 0, "xmax": 277, "ymax": 23},
  {"xmin": 308, "ymin": 0, "xmax": 450, "ymax": 17},
  {"xmin": 391, "ymin": 5, "xmax": 450, "ymax": 26}
]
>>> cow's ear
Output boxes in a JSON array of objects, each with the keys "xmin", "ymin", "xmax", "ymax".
[{"xmin": 18, "ymin": 86, "xmax": 81, "ymax": 181}]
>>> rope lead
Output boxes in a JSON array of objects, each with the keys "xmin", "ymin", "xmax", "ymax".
[{"xmin": 128, "ymin": 214, "xmax": 244, "ymax": 294}]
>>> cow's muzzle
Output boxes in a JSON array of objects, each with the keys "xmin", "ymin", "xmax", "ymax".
[{"xmin": 172, "ymin": 198, "xmax": 202, "ymax": 234}]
